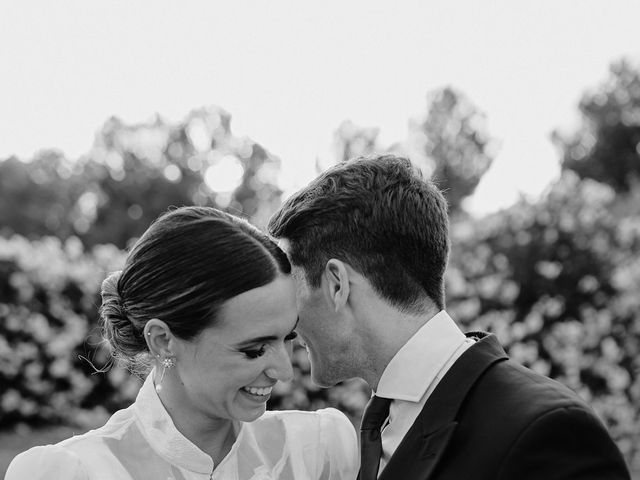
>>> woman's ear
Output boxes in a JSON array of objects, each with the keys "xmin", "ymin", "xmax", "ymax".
[
  {"xmin": 143, "ymin": 318, "xmax": 174, "ymax": 359},
  {"xmin": 324, "ymin": 259, "xmax": 350, "ymax": 312}
]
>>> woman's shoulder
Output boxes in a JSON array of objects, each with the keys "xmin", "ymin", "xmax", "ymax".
[
  {"xmin": 5, "ymin": 406, "xmax": 137, "ymax": 479},
  {"xmin": 5, "ymin": 444, "xmax": 89, "ymax": 480}
]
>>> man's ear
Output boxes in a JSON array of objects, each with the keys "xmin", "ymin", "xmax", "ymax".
[
  {"xmin": 143, "ymin": 318, "xmax": 175, "ymax": 359},
  {"xmin": 324, "ymin": 259, "xmax": 350, "ymax": 312}
]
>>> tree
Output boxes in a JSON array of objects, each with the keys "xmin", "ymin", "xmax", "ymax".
[
  {"xmin": 0, "ymin": 106, "xmax": 284, "ymax": 248},
  {"xmin": 553, "ymin": 59, "xmax": 640, "ymax": 193},
  {"xmin": 408, "ymin": 87, "xmax": 495, "ymax": 213},
  {"xmin": 332, "ymin": 120, "xmax": 381, "ymax": 164},
  {"xmin": 330, "ymin": 87, "xmax": 496, "ymax": 214},
  {"xmin": 0, "ymin": 152, "xmax": 85, "ymax": 241}
]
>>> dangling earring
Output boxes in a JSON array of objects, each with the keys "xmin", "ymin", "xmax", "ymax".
[{"xmin": 155, "ymin": 356, "xmax": 175, "ymax": 393}]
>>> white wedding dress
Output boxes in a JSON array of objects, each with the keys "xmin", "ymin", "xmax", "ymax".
[{"xmin": 6, "ymin": 374, "xmax": 358, "ymax": 480}]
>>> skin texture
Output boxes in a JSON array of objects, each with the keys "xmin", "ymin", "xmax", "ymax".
[
  {"xmin": 145, "ymin": 275, "xmax": 298, "ymax": 459},
  {"xmin": 283, "ymin": 239, "xmax": 434, "ymax": 391},
  {"xmin": 288, "ymin": 264, "xmax": 352, "ymax": 387}
]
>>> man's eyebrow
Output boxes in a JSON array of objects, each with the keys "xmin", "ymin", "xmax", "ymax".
[{"xmin": 234, "ymin": 318, "xmax": 298, "ymax": 347}]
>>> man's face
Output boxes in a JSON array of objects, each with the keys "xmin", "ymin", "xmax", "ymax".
[{"xmin": 288, "ymin": 263, "xmax": 352, "ymax": 387}]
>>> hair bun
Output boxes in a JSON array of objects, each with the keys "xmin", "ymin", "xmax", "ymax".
[
  {"xmin": 100, "ymin": 270, "xmax": 145, "ymax": 366},
  {"xmin": 101, "ymin": 270, "xmax": 122, "ymax": 299},
  {"xmin": 100, "ymin": 270, "xmax": 128, "ymax": 334}
]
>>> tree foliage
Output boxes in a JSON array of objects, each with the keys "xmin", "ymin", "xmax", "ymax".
[
  {"xmin": 408, "ymin": 87, "xmax": 495, "ymax": 212},
  {"xmin": 0, "ymin": 107, "xmax": 283, "ymax": 249},
  {"xmin": 331, "ymin": 87, "xmax": 495, "ymax": 213},
  {"xmin": 332, "ymin": 120, "xmax": 381, "ymax": 164},
  {"xmin": 446, "ymin": 171, "xmax": 640, "ymax": 468},
  {"xmin": 0, "ymin": 235, "xmax": 132, "ymax": 427},
  {"xmin": 554, "ymin": 59, "xmax": 640, "ymax": 193},
  {"xmin": 0, "ymin": 152, "xmax": 84, "ymax": 241}
]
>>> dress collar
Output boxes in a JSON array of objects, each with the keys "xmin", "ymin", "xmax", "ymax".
[
  {"xmin": 374, "ymin": 310, "xmax": 467, "ymax": 402},
  {"xmin": 132, "ymin": 370, "xmax": 243, "ymax": 474}
]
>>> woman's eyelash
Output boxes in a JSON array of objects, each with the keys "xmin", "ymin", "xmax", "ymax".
[
  {"xmin": 243, "ymin": 345, "xmax": 267, "ymax": 359},
  {"xmin": 285, "ymin": 331, "xmax": 298, "ymax": 341},
  {"xmin": 243, "ymin": 332, "xmax": 297, "ymax": 359}
]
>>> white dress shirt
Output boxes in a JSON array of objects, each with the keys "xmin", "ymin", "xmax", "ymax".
[
  {"xmin": 6, "ymin": 372, "xmax": 358, "ymax": 480},
  {"xmin": 374, "ymin": 310, "xmax": 474, "ymax": 475}
]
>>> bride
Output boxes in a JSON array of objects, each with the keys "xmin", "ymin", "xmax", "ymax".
[{"xmin": 6, "ymin": 206, "xmax": 358, "ymax": 480}]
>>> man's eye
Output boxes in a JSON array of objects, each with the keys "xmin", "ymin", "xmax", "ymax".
[
  {"xmin": 285, "ymin": 331, "xmax": 298, "ymax": 342},
  {"xmin": 243, "ymin": 345, "xmax": 267, "ymax": 359}
]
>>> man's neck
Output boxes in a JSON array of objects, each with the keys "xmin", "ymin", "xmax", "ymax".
[{"xmin": 361, "ymin": 305, "xmax": 441, "ymax": 391}]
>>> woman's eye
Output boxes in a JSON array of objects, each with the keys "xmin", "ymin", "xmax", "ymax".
[
  {"xmin": 242, "ymin": 332, "xmax": 296, "ymax": 358},
  {"xmin": 285, "ymin": 331, "xmax": 298, "ymax": 342},
  {"xmin": 243, "ymin": 345, "xmax": 267, "ymax": 359}
]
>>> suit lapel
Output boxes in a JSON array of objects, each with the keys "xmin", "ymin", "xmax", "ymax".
[
  {"xmin": 379, "ymin": 333, "xmax": 508, "ymax": 480},
  {"xmin": 378, "ymin": 420, "xmax": 458, "ymax": 480}
]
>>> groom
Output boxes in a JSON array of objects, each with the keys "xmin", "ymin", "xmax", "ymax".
[{"xmin": 268, "ymin": 154, "xmax": 630, "ymax": 479}]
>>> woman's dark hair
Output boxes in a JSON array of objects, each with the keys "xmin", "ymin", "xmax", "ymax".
[{"xmin": 100, "ymin": 206, "xmax": 291, "ymax": 371}]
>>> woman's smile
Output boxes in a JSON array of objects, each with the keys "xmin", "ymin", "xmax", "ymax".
[{"xmin": 240, "ymin": 385, "xmax": 273, "ymax": 402}]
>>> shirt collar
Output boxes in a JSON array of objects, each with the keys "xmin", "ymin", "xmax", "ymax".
[
  {"xmin": 133, "ymin": 370, "xmax": 242, "ymax": 474},
  {"xmin": 375, "ymin": 310, "xmax": 467, "ymax": 402}
]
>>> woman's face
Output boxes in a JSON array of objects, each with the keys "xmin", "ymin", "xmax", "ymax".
[{"xmin": 170, "ymin": 275, "xmax": 298, "ymax": 423}]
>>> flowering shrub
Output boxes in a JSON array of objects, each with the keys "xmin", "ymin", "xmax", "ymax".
[
  {"xmin": 447, "ymin": 172, "xmax": 640, "ymax": 469},
  {"xmin": 0, "ymin": 234, "xmax": 139, "ymax": 428}
]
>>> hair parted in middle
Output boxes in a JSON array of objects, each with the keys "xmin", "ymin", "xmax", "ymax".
[{"xmin": 268, "ymin": 154, "xmax": 450, "ymax": 312}]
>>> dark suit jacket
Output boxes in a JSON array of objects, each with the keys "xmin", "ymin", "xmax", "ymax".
[{"xmin": 371, "ymin": 333, "xmax": 630, "ymax": 480}]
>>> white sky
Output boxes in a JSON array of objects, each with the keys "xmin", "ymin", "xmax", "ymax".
[{"xmin": 1, "ymin": 1, "xmax": 639, "ymax": 215}]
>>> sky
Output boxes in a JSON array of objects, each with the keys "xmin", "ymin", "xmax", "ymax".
[{"xmin": 1, "ymin": 1, "xmax": 639, "ymax": 215}]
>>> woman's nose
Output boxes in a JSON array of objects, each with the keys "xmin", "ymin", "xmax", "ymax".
[{"xmin": 265, "ymin": 344, "xmax": 294, "ymax": 382}]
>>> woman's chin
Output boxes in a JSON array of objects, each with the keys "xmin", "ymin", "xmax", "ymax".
[
  {"xmin": 234, "ymin": 406, "xmax": 266, "ymax": 422},
  {"xmin": 231, "ymin": 392, "xmax": 269, "ymax": 421}
]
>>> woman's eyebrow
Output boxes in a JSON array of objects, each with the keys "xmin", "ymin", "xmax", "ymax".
[
  {"xmin": 234, "ymin": 334, "xmax": 279, "ymax": 347},
  {"xmin": 234, "ymin": 318, "xmax": 298, "ymax": 347}
]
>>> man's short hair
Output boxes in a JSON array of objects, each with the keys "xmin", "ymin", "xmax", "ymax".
[{"xmin": 268, "ymin": 154, "xmax": 450, "ymax": 312}]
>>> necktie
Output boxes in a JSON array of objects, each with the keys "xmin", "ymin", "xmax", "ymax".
[{"xmin": 359, "ymin": 395, "xmax": 392, "ymax": 480}]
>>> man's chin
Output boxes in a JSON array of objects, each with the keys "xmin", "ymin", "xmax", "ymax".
[{"xmin": 310, "ymin": 366, "xmax": 339, "ymax": 388}]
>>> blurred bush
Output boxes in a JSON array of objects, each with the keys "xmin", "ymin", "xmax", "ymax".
[
  {"xmin": 446, "ymin": 171, "xmax": 640, "ymax": 467},
  {"xmin": 0, "ymin": 235, "xmax": 140, "ymax": 428}
]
